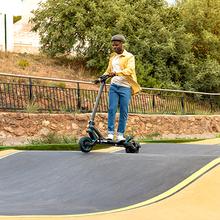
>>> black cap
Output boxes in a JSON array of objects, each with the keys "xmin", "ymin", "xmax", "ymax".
[{"xmin": 111, "ymin": 34, "xmax": 126, "ymax": 43}]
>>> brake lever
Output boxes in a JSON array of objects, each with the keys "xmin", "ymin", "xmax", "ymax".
[
  {"xmin": 93, "ymin": 74, "xmax": 111, "ymax": 84},
  {"xmin": 93, "ymin": 79, "xmax": 100, "ymax": 84}
]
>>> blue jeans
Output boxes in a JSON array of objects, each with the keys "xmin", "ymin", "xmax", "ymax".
[{"xmin": 108, "ymin": 84, "xmax": 131, "ymax": 135}]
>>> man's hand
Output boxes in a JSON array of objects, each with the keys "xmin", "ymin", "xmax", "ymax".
[
  {"xmin": 93, "ymin": 74, "xmax": 112, "ymax": 84},
  {"xmin": 108, "ymin": 72, "xmax": 116, "ymax": 77},
  {"xmin": 93, "ymin": 79, "xmax": 100, "ymax": 84}
]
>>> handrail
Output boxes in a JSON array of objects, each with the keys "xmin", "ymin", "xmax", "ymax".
[
  {"xmin": 0, "ymin": 72, "xmax": 219, "ymax": 114},
  {"xmin": 0, "ymin": 72, "xmax": 93, "ymax": 85},
  {"xmin": 0, "ymin": 72, "xmax": 220, "ymax": 96},
  {"xmin": 141, "ymin": 87, "xmax": 220, "ymax": 96}
]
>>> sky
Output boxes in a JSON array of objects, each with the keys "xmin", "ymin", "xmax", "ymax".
[
  {"xmin": 0, "ymin": 0, "xmax": 176, "ymax": 15},
  {"xmin": 0, "ymin": 0, "xmax": 23, "ymax": 14},
  {"xmin": 166, "ymin": 0, "xmax": 176, "ymax": 5},
  {"xmin": 0, "ymin": 0, "xmax": 43, "ymax": 15}
]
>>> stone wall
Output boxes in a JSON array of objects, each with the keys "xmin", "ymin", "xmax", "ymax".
[{"xmin": 0, "ymin": 112, "xmax": 220, "ymax": 145}]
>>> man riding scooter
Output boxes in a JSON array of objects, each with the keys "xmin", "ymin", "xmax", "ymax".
[
  {"xmin": 79, "ymin": 34, "xmax": 141, "ymax": 153},
  {"xmin": 104, "ymin": 34, "xmax": 141, "ymax": 141}
]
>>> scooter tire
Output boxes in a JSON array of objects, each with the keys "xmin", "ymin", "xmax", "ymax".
[
  {"xmin": 125, "ymin": 142, "xmax": 140, "ymax": 153},
  {"xmin": 79, "ymin": 137, "xmax": 94, "ymax": 153}
]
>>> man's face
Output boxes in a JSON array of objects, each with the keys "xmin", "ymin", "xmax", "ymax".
[{"xmin": 112, "ymin": 41, "xmax": 123, "ymax": 54}]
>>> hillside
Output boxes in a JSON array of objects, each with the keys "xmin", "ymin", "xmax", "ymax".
[{"xmin": 0, "ymin": 51, "xmax": 95, "ymax": 82}]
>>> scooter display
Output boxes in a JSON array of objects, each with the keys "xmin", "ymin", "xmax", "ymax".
[{"xmin": 79, "ymin": 74, "xmax": 141, "ymax": 153}]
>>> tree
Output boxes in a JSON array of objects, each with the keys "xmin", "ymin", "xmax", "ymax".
[
  {"xmin": 30, "ymin": 0, "xmax": 121, "ymax": 70},
  {"xmin": 31, "ymin": 0, "xmax": 220, "ymax": 92},
  {"xmin": 178, "ymin": 0, "xmax": 220, "ymax": 92},
  {"xmin": 179, "ymin": 0, "xmax": 220, "ymax": 61},
  {"xmin": 117, "ymin": 1, "xmax": 195, "ymax": 89},
  {"xmin": 31, "ymin": 0, "xmax": 194, "ymax": 89}
]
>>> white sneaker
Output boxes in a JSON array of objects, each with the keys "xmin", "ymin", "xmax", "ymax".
[
  {"xmin": 117, "ymin": 134, "xmax": 126, "ymax": 142},
  {"xmin": 106, "ymin": 133, "xmax": 114, "ymax": 140}
]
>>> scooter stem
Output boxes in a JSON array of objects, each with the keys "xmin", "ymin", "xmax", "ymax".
[{"xmin": 90, "ymin": 81, "xmax": 105, "ymax": 123}]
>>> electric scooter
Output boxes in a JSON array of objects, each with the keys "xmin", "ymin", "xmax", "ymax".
[{"xmin": 79, "ymin": 74, "xmax": 141, "ymax": 153}]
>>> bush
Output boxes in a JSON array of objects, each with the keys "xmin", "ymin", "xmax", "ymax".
[
  {"xmin": 30, "ymin": 0, "xmax": 220, "ymax": 92},
  {"xmin": 18, "ymin": 59, "xmax": 30, "ymax": 69},
  {"xmin": 28, "ymin": 132, "xmax": 77, "ymax": 145},
  {"xmin": 13, "ymin": 16, "xmax": 22, "ymax": 24}
]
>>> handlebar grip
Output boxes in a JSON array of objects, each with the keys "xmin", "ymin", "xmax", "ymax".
[
  {"xmin": 93, "ymin": 74, "xmax": 111, "ymax": 84},
  {"xmin": 93, "ymin": 79, "xmax": 100, "ymax": 84}
]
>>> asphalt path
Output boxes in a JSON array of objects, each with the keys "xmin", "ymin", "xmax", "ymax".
[{"xmin": 0, "ymin": 143, "xmax": 220, "ymax": 216}]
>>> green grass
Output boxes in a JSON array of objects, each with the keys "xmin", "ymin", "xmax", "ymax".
[
  {"xmin": 0, "ymin": 138, "xmax": 206, "ymax": 152},
  {"xmin": 139, "ymin": 138, "xmax": 205, "ymax": 144},
  {"xmin": 215, "ymin": 133, "xmax": 220, "ymax": 138},
  {"xmin": 0, "ymin": 143, "xmax": 112, "ymax": 151}
]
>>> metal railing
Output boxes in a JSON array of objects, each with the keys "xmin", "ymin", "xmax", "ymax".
[{"xmin": 0, "ymin": 72, "xmax": 220, "ymax": 114}]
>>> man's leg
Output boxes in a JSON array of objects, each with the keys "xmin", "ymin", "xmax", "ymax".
[
  {"xmin": 108, "ymin": 84, "xmax": 119, "ymax": 135},
  {"xmin": 117, "ymin": 86, "xmax": 131, "ymax": 136}
]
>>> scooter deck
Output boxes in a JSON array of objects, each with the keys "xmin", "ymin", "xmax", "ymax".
[{"xmin": 97, "ymin": 139, "xmax": 126, "ymax": 146}]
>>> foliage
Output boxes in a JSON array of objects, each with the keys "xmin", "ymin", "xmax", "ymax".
[
  {"xmin": 17, "ymin": 59, "xmax": 30, "ymax": 69},
  {"xmin": 30, "ymin": 0, "xmax": 119, "ymax": 71},
  {"xmin": 178, "ymin": 0, "xmax": 220, "ymax": 92},
  {"xmin": 28, "ymin": 132, "xmax": 77, "ymax": 145},
  {"xmin": 26, "ymin": 102, "xmax": 39, "ymax": 113},
  {"xmin": 119, "ymin": 2, "xmax": 195, "ymax": 89},
  {"xmin": 189, "ymin": 57, "xmax": 220, "ymax": 92},
  {"xmin": 49, "ymin": 82, "xmax": 66, "ymax": 89},
  {"xmin": 13, "ymin": 16, "xmax": 22, "ymax": 24},
  {"xmin": 30, "ymin": 0, "xmax": 220, "ymax": 92}
]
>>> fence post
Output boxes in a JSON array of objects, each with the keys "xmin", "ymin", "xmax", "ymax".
[
  {"xmin": 181, "ymin": 94, "xmax": 185, "ymax": 114},
  {"xmin": 77, "ymin": 82, "xmax": 81, "ymax": 111},
  {"xmin": 29, "ymin": 77, "xmax": 33, "ymax": 101},
  {"xmin": 152, "ymin": 94, "xmax": 156, "ymax": 111},
  {"xmin": 209, "ymin": 95, "xmax": 213, "ymax": 113}
]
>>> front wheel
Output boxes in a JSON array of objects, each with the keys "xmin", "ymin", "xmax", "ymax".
[{"xmin": 79, "ymin": 137, "xmax": 94, "ymax": 153}]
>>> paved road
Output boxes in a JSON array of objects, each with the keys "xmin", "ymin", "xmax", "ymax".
[{"xmin": 0, "ymin": 143, "xmax": 220, "ymax": 215}]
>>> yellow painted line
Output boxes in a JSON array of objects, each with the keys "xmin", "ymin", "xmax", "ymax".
[
  {"xmin": 0, "ymin": 150, "xmax": 21, "ymax": 159},
  {"xmin": 62, "ymin": 157, "xmax": 220, "ymax": 216},
  {"xmin": 93, "ymin": 146, "xmax": 124, "ymax": 153},
  {"xmin": 94, "ymin": 142, "xmax": 143, "ymax": 153},
  {"xmin": 1, "ymin": 157, "xmax": 219, "ymax": 219}
]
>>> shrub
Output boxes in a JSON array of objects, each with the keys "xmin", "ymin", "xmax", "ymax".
[
  {"xmin": 28, "ymin": 132, "xmax": 77, "ymax": 145},
  {"xmin": 18, "ymin": 59, "xmax": 30, "ymax": 70}
]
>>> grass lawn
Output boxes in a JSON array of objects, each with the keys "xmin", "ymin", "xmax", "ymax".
[{"xmin": 0, "ymin": 138, "xmax": 205, "ymax": 151}]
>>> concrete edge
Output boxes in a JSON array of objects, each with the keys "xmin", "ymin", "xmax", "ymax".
[{"xmin": 0, "ymin": 150, "xmax": 21, "ymax": 159}]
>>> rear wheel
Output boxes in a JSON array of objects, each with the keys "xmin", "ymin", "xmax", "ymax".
[
  {"xmin": 79, "ymin": 137, "xmax": 94, "ymax": 153},
  {"xmin": 125, "ymin": 141, "xmax": 140, "ymax": 153}
]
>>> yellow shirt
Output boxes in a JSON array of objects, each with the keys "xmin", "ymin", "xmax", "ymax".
[{"xmin": 104, "ymin": 50, "xmax": 141, "ymax": 95}]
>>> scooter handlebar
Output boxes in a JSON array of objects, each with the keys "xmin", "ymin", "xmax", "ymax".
[
  {"xmin": 93, "ymin": 74, "xmax": 113, "ymax": 84},
  {"xmin": 93, "ymin": 79, "xmax": 101, "ymax": 84}
]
